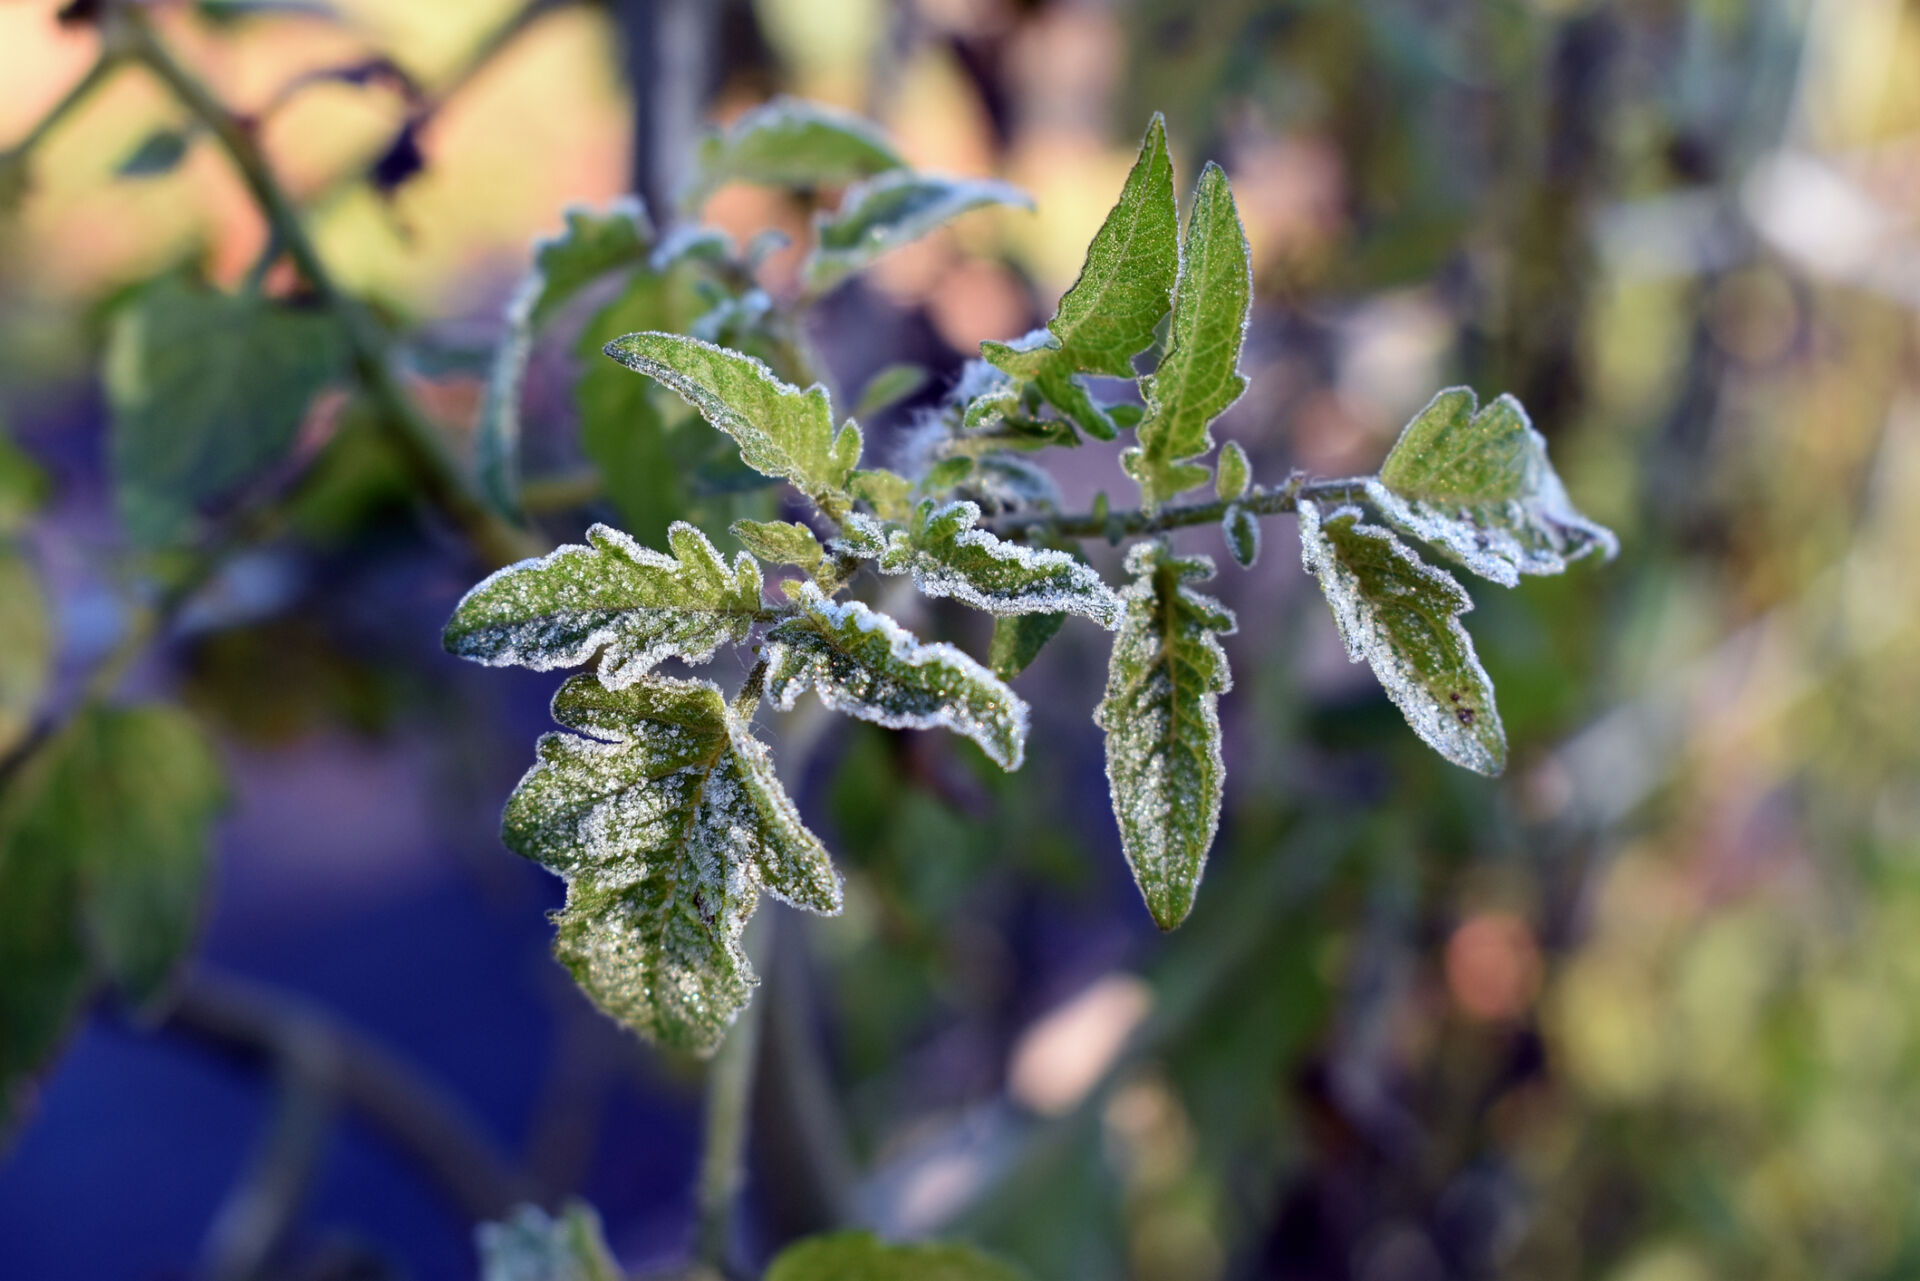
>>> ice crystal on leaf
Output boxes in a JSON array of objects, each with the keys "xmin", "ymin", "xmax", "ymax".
[
  {"xmin": 1095, "ymin": 542, "xmax": 1236, "ymax": 931},
  {"xmin": 729, "ymin": 519, "xmax": 824, "ymax": 570},
  {"xmin": 1368, "ymin": 387, "xmax": 1619, "ymax": 587},
  {"xmin": 1297, "ymin": 499, "xmax": 1507, "ymax": 776},
  {"xmin": 683, "ymin": 96, "xmax": 905, "ymax": 212},
  {"xmin": 765, "ymin": 584, "xmax": 1030, "ymax": 769},
  {"xmin": 873, "ymin": 500, "xmax": 1121, "ymax": 627},
  {"xmin": 506, "ymin": 676, "xmax": 840, "ymax": 1053},
  {"xmin": 805, "ymin": 172, "xmax": 1032, "ymax": 292},
  {"xmin": 442, "ymin": 523, "xmax": 764, "ymax": 689}
]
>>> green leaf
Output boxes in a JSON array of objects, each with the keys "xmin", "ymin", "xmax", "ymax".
[
  {"xmin": 0, "ymin": 425, "xmax": 48, "ymax": 535},
  {"xmin": 0, "ymin": 549, "xmax": 51, "ymax": 758},
  {"xmin": 988, "ymin": 611, "xmax": 1065, "ymax": 681},
  {"xmin": 477, "ymin": 1200, "xmax": 622, "ymax": 1281},
  {"xmin": 1369, "ymin": 387, "xmax": 1619, "ymax": 587},
  {"xmin": 1095, "ymin": 542, "xmax": 1235, "ymax": 930},
  {"xmin": 479, "ymin": 200, "xmax": 656, "ymax": 516},
  {"xmin": 729, "ymin": 518, "xmax": 822, "ymax": 569},
  {"xmin": 767, "ymin": 1231, "xmax": 1027, "ymax": 1281},
  {"xmin": 1222, "ymin": 502, "xmax": 1259, "ymax": 567},
  {"xmin": 0, "ymin": 735, "xmax": 87, "ymax": 1124},
  {"xmin": 443, "ymin": 522, "xmax": 764, "ymax": 688},
  {"xmin": 506, "ymin": 675, "xmax": 840, "ymax": 1052},
  {"xmin": 603, "ymin": 333, "xmax": 862, "ymax": 506},
  {"xmin": 979, "ymin": 116, "xmax": 1178, "ymax": 437},
  {"xmin": 765, "ymin": 583, "xmax": 1029, "ymax": 770},
  {"xmin": 921, "ymin": 456, "xmax": 975, "ymax": 493},
  {"xmin": 850, "ymin": 468, "xmax": 914, "ymax": 521},
  {"xmin": 1215, "ymin": 439, "xmax": 1250, "ymax": 501},
  {"xmin": 867, "ymin": 501, "xmax": 1121, "ymax": 627},
  {"xmin": 1297, "ymin": 499, "xmax": 1506, "ymax": 775},
  {"xmin": 1123, "ymin": 163, "xmax": 1252, "ymax": 509},
  {"xmin": 684, "ymin": 96, "xmax": 906, "ymax": 212},
  {"xmin": 805, "ymin": 172, "xmax": 1033, "ymax": 292},
  {"xmin": 117, "ymin": 127, "xmax": 191, "ymax": 178},
  {"xmin": 105, "ymin": 277, "xmax": 345, "ymax": 545},
  {"xmin": 852, "ymin": 362, "xmax": 930, "ymax": 418}
]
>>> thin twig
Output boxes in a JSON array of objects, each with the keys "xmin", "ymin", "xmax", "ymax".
[
  {"xmin": 982, "ymin": 473, "xmax": 1371, "ymax": 542},
  {"xmin": 0, "ymin": 46, "xmax": 122, "ymax": 162}
]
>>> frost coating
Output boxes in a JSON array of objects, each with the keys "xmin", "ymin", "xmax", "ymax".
[
  {"xmin": 684, "ymin": 96, "xmax": 906, "ymax": 211},
  {"xmin": 764, "ymin": 584, "xmax": 1030, "ymax": 770},
  {"xmin": 1297, "ymin": 499, "xmax": 1507, "ymax": 776},
  {"xmin": 505, "ymin": 675, "xmax": 840, "ymax": 1053},
  {"xmin": 442, "ymin": 522, "xmax": 764, "ymax": 688},
  {"xmin": 873, "ymin": 500, "xmax": 1121, "ymax": 628},
  {"xmin": 805, "ymin": 172, "xmax": 1033, "ymax": 291},
  {"xmin": 603, "ymin": 332, "xmax": 862, "ymax": 503},
  {"xmin": 1095, "ymin": 542, "xmax": 1236, "ymax": 931},
  {"xmin": 1370, "ymin": 387, "xmax": 1619, "ymax": 587},
  {"xmin": 1222, "ymin": 502, "xmax": 1260, "ymax": 567}
]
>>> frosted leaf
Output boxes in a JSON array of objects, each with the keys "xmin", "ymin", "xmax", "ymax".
[
  {"xmin": 648, "ymin": 223, "xmax": 734, "ymax": 271},
  {"xmin": 1370, "ymin": 387, "xmax": 1619, "ymax": 587},
  {"xmin": 477, "ymin": 1201, "xmax": 620, "ymax": 1281},
  {"xmin": 829, "ymin": 511, "xmax": 890, "ymax": 559},
  {"xmin": 874, "ymin": 500, "xmax": 1121, "ymax": 627},
  {"xmin": 683, "ymin": 96, "xmax": 906, "ymax": 211},
  {"xmin": 979, "ymin": 117, "xmax": 1177, "ymax": 442},
  {"xmin": 1222, "ymin": 502, "xmax": 1260, "ymax": 567},
  {"xmin": 765, "ymin": 584, "xmax": 1030, "ymax": 770},
  {"xmin": 959, "ymin": 451, "xmax": 1062, "ymax": 515},
  {"xmin": 848, "ymin": 469, "xmax": 914, "ymax": 522},
  {"xmin": 506, "ymin": 675, "xmax": 840, "ymax": 1053},
  {"xmin": 478, "ymin": 200, "xmax": 655, "ymax": 516},
  {"xmin": 443, "ymin": 522, "xmax": 764, "ymax": 688},
  {"xmin": 1095, "ymin": 542, "xmax": 1235, "ymax": 931},
  {"xmin": 730, "ymin": 519, "xmax": 823, "ymax": 569},
  {"xmin": 1123, "ymin": 163, "xmax": 1253, "ymax": 510},
  {"xmin": 1297, "ymin": 499, "xmax": 1507, "ymax": 776},
  {"xmin": 1215, "ymin": 440, "xmax": 1251, "ymax": 501},
  {"xmin": 603, "ymin": 332, "xmax": 862, "ymax": 505},
  {"xmin": 805, "ymin": 172, "xmax": 1033, "ymax": 292}
]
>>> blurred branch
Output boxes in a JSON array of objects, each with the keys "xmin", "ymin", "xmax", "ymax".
[
  {"xmin": 168, "ymin": 968, "xmax": 537, "ymax": 1224},
  {"xmin": 0, "ymin": 45, "xmax": 123, "ymax": 168},
  {"xmin": 985, "ymin": 473, "xmax": 1370, "ymax": 543},
  {"xmin": 200, "ymin": 1052, "xmax": 335, "ymax": 1281}
]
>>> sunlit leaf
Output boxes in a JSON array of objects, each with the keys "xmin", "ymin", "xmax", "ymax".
[
  {"xmin": 730, "ymin": 518, "xmax": 822, "ymax": 569},
  {"xmin": 1368, "ymin": 387, "xmax": 1619, "ymax": 587},
  {"xmin": 1123, "ymin": 163, "xmax": 1251, "ymax": 509},
  {"xmin": 1297, "ymin": 499, "xmax": 1506, "ymax": 775},
  {"xmin": 477, "ymin": 1200, "xmax": 621, "ymax": 1281},
  {"xmin": 805, "ymin": 172, "xmax": 1032, "ymax": 292},
  {"xmin": 1095, "ymin": 542, "xmax": 1235, "ymax": 930},
  {"xmin": 684, "ymin": 96, "xmax": 906, "ymax": 211},
  {"xmin": 506, "ymin": 675, "xmax": 840, "ymax": 1052},
  {"xmin": 850, "ymin": 468, "xmax": 914, "ymax": 521},
  {"xmin": 767, "ymin": 1231, "xmax": 1027, "ymax": 1281},
  {"xmin": 766, "ymin": 583, "xmax": 1029, "ymax": 770},
  {"xmin": 870, "ymin": 501, "xmax": 1121, "ymax": 626},
  {"xmin": 1215, "ymin": 440, "xmax": 1250, "ymax": 501},
  {"xmin": 443, "ymin": 522, "xmax": 764, "ymax": 688},
  {"xmin": 604, "ymin": 333, "xmax": 862, "ymax": 507},
  {"xmin": 106, "ymin": 277, "xmax": 345, "ymax": 545}
]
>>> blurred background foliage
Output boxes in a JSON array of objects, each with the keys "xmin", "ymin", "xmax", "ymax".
[{"xmin": 4, "ymin": 0, "xmax": 1920, "ymax": 1278}]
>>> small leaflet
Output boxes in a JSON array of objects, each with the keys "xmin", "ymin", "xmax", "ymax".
[
  {"xmin": 764, "ymin": 583, "xmax": 1030, "ymax": 770},
  {"xmin": 1095, "ymin": 542, "xmax": 1236, "ymax": 931},
  {"xmin": 1297, "ymin": 499, "xmax": 1507, "ymax": 776},
  {"xmin": 729, "ymin": 519, "xmax": 823, "ymax": 569},
  {"xmin": 1222, "ymin": 502, "xmax": 1260, "ymax": 567},
  {"xmin": 479, "ymin": 200, "xmax": 655, "ymax": 516},
  {"xmin": 804, "ymin": 172, "xmax": 1033, "ymax": 292},
  {"xmin": 975, "ymin": 117, "xmax": 1178, "ymax": 441},
  {"xmin": 477, "ymin": 1201, "xmax": 621, "ymax": 1281},
  {"xmin": 603, "ymin": 332, "xmax": 862, "ymax": 505},
  {"xmin": 1369, "ymin": 387, "xmax": 1620, "ymax": 587},
  {"xmin": 505, "ymin": 675, "xmax": 841, "ymax": 1053},
  {"xmin": 442, "ymin": 522, "xmax": 764, "ymax": 689},
  {"xmin": 683, "ymin": 96, "xmax": 906, "ymax": 212},
  {"xmin": 1215, "ymin": 439, "xmax": 1251, "ymax": 501},
  {"xmin": 1123, "ymin": 163, "xmax": 1253, "ymax": 510},
  {"xmin": 873, "ymin": 500, "xmax": 1122, "ymax": 628}
]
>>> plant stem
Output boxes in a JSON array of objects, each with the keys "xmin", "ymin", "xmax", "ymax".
[
  {"xmin": 983, "ymin": 472, "xmax": 1373, "ymax": 543},
  {"xmin": 1, "ymin": 46, "xmax": 122, "ymax": 162},
  {"xmin": 695, "ymin": 915, "xmax": 769, "ymax": 1274}
]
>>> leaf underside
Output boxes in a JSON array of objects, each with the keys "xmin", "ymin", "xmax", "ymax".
[
  {"xmin": 867, "ymin": 502, "xmax": 1122, "ymax": 628},
  {"xmin": 1095, "ymin": 542, "xmax": 1236, "ymax": 930},
  {"xmin": 505, "ymin": 675, "xmax": 840, "ymax": 1052},
  {"xmin": 1297, "ymin": 499, "xmax": 1507, "ymax": 776}
]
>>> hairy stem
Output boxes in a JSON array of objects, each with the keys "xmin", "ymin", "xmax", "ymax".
[{"xmin": 984, "ymin": 472, "xmax": 1372, "ymax": 543}]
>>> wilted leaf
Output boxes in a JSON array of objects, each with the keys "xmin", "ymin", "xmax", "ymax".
[
  {"xmin": 766, "ymin": 583, "xmax": 1030, "ymax": 769},
  {"xmin": 479, "ymin": 200, "xmax": 655, "ymax": 516},
  {"xmin": 1368, "ymin": 387, "xmax": 1619, "ymax": 587},
  {"xmin": 443, "ymin": 522, "xmax": 764, "ymax": 689},
  {"xmin": 1123, "ymin": 163, "xmax": 1252, "ymax": 509},
  {"xmin": 604, "ymin": 333, "xmax": 861, "ymax": 507},
  {"xmin": 106, "ymin": 277, "xmax": 345, "ymax": 545},
  {"xmin": 1297, "ymin": 499, "xmax": 1506, "ymax": 775},
  {"xmin": 506, "ymin": 675, "xmax": 840, "ymax": 1052},
  {"xmin": 767, "ymin": 1231, "xmax": 1027, "ymax": 1281},
  {"xmin": 684, "ymin": 96, "xmax": 905, "ymax": 211},
  {"xmin": 477, "ymin": 1200, "xmax": 622, "ymax": 1281},
  {"xmin": 1095, "ymin": 542, "xmax": 1235, "ymax": 930},
  {"xmin": 730, "ymin": 519, "xmax": 823, "ymax": 569},
  {"xmin": 805, "ymin": 173, "xmax": 1032, "ymax": 291},
  {"xmin": 871, "ymin": 501, "xmax": 1121, "ymax": 627}
]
